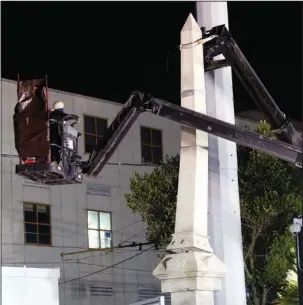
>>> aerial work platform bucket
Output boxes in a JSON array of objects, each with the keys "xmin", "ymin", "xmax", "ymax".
[{"xmin": 13, "ymin": 76, "xmax": 83, "ymax": 185}]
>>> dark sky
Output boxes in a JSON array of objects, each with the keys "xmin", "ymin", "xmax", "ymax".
[{"xmin": 1, "ymin": 1, "xmax": 302, "ymax": 120}]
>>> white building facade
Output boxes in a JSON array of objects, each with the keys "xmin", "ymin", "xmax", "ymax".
[{"xmin": 0, "ymin": 78, "xmax": 180, "ymax": 305}]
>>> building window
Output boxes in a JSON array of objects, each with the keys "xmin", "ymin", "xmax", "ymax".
[
  {"xmin": 23, "ymin": 202, "xmax": 51, "ymax": 246},
  {"xmin": 87, "ymin": 210, "xmax": 112, "ymax": 249},
  {"xmin": 140, "ymin": 127, "xmax": 163, "ymax": 164},
  {"xmin": 84, "ymin": 115, "xmax": 108, "ymax": 153}
]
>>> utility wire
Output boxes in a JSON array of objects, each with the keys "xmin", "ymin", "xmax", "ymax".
[
  {"xmin": 59, "ymin": 245, "xmax": 154, "ymax": 285},
  {"xmin": 119, "ymin": 228, "xmax": 147, "ymax": 246},
  {"xmin": 77, "ymin": 261, "xmax": 152, "ymax": 273},
  {"xmin": 2, "ymin": 260, "xmax": 153, "ymax": 273},
  {"xmin": 1, "ymin": 153, "xmax": 178, "ymax": 168},
  {"xmin": 75, "ymin": 247, "xmax": 166, "ymax": 263},
  {"xmin": 61, "ymin": 241, "xmax": 154, "ymax": 258},
  {"xmin": 61, "ymin": 219, "xmax": 143, "ymax": 256}
]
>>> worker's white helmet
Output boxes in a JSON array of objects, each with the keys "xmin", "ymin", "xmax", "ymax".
[{"xmin": 53, "ymin": 101, "xmax": 64, "ymax": 110}]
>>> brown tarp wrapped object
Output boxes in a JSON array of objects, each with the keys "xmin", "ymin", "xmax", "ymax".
[{"xmin": 13, "ymin": 78, "xmax": 50, "ymax": 160}]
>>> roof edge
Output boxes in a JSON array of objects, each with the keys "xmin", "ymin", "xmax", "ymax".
[{"xmin": 1, "ymin": 77, "xmax": 123, "ymax": 108}]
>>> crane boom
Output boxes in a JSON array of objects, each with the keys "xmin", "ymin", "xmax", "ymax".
[
  {"xmin": 83, "ymin": 25, "xmax": 302, "ymax": 177},
  {"xmin": 202, "ymin": 25, "xmax": 302, "ymax": 146},
  {"xmin": 82, "ymin": 92, "xmax": 302, "ymax": 177}
]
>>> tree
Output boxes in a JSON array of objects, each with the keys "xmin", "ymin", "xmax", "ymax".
[
  {"xmin": 125, "ymin": 121, "xmax": 301, "ymax": 304},
  {"xmin": 125, "ymin": 154, "xmax": 179, "ymax": 245},
  {"xmin": 238, "ymin": 121, "xmax": 301, "ymax": 305}
]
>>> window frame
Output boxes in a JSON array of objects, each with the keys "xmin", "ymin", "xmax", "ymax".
[
  {"xmin": 83, "ymin": 114, "xmax": 108, "ymax": 154},
  {"xmin": 140, "ymin": 126, "xmax": 163, "ymax": 165},
  {"xmin": 87, "ymin": 209, "xmax": 113, "ymax": 250},
  {"xmin": 23, "ymin": 202, "xmax": 52, "ymax": 247}
]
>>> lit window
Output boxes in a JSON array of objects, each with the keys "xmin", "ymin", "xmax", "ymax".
[
  {"xmin": 87, "ymin": 210, "xmax": 112, "ymax": 249},
  {"xmin": 23, "ymin": 202, "xmax": 51, "ymax": 246},
  {"xmin": 140, "ymin": 127, "xmax": 163, "ymax": 165},
  {"xmin": 84, "ymin": 115, "xmax": 108, "ymax": 153}
]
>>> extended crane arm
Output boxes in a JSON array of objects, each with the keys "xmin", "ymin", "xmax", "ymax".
[
  {"xmin": 202, "ymin": 25, "xmax": 302, "ymax": 147},
  {"xmin": 82, "ymin": 92, "xmax": 302, "ymax": 177},
  {"xmin": 81, "ymin": 92, "xmax": 147, "ymax": 176},
  {"xmin": 82, "ymin": 24, "xmax": 302, "ymax": 177}
]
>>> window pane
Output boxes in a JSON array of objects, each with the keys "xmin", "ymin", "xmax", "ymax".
[
  {"xmin": 38, "ymin": 233, "xmax": 51, "ymax": 245},
  {"xmin": 100, "ymin": 231, "xmax": 112, "ymax": 249},
  {"xmin": 38, "ymin": 225, "xmax": 51, "ymax": 236},
  {"xmin": 152, "ymin": 147, "xmax": 163, "ymax": 165},
  {"xmin": 88, "ymin": 211, "xmax": 99, "ymax": 229},
  {"xmin": 25, "ymin": 223, "xmax": 37, "ymax": 233},
  {"xmin": 96, "ymin": 136, "xmax": 105, "ymax": 148},
  {"xmin": 37, "ymin": 206, "xmax": 50, "ymax": 224},
  {"xmin": 85, "ymin": 135, "xmax": 96, "ymax": 153},
  {"xmin": 96, "ymin": 119, "xmax": 107, "ymax": 137},
  {"xmin": 99, "ymin": 212, "xmax": 111, "ymax": 230},
  {"xmin": 84, "ymin": 116, "xmax": 96, "ymax": 134},
  {"xmin": 24, "ymin": 203, "xmax": 37, "ymax": 223},
  {"xmin": 25, "ymin": 233, "xmax": 37, "ymax": 244},
  {"xmin": 141, "ymin": 145, "xmax": 152, "ymax": 163},
  {"xmin": 141, "ymin": 127, "xmax": 151, "ymax": 145},
  {"xmin": 88, "ymin": 229, "xmax": 100, "ymax": 249},
  {"xmin": 151, "ymin": 129, "xmax": 162, "ymax": 146}
]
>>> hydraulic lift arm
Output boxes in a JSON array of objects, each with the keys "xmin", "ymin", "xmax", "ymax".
[
  {"xmin": 82, "ymin": 91, "xmax": 302, "ymax": 177},
  {"xmin": 82, "ymin": 24, "xmax": 302, "ymax": 177},
  {"xmin": 82, "ymin": 92, "xmax": 145, "ymax": 176},
  {"xmin": 202, "ymin": 25, "xmax": 302, "ymax": 147}
]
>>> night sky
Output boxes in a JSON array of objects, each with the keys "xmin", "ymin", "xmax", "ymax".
[{"xmin": 1, "ymin": 1, "xmax": 302, "ymax": 120}]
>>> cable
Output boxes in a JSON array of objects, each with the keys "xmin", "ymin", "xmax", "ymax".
[
  {"xmin": 59, "ymin": 245, "xmax": 154, "ymax": 285},
  {"xmin": 2, "ymin": 260, "xmax": 153, "ymax": 273},
  {"xmin": 77, "ymin": 262, "xmax": 152, "ymax": 273},
  {"xmin": 61, "ymin": 219, "xmax": 143, "ymax": 255},
  {"xmin": 73, "ymin": 247, "xmax": 166, "ymax": 263},
  {"xmin": 61, "ymin": 241, "xmax": 154, "ymax": 258},
  {"xmin": 179, "ymin": 35, "xmax": 218, "ymax": 50},
  {"xmin": 1, "ymin": 153, "xmax": 178, "ymax": 168},
  {"xmin": 119, "ymin": 228, "xmax": 147, "ymax": 246}
]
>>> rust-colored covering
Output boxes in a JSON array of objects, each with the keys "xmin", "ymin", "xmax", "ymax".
[{"xmin": 13, "ymin": 78, "xmax": 50, "ymax": 159}]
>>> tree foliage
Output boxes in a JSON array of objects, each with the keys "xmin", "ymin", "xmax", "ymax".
[
  {"xmin": 125, "ymin": 121, "xmax": 301, "ymax": 304},
  {"xmin": 276, "ymin": 252, "xmax": 299, "ymax": 305},
  {"xmin": 238, "ymin": 121, "xmax": 301, "ymax": 304},
  {"xmin": 125, "ymin": 155, "xmax": 179, "ymax": 245}
]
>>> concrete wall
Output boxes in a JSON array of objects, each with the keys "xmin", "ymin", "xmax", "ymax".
[{"xmin": 0, "ymin": 78, "xmax": 180, "ymax": 305}]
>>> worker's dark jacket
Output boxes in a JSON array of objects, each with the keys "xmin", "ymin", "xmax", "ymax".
[{"xmin": 49, "ymin": 109, "xmax": 68, "ymax": 162}]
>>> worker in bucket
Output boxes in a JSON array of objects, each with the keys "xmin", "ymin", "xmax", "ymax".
[
  {"xmin": 49, "ymin": 101, "xmax": 68, "ymax": 164},
  {"xmin": 49, "ymin": 101, "xmax": 77, "ymax": 178}
]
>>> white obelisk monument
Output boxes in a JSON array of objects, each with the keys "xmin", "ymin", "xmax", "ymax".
[{"xmin": 153, "ymin": 14, "xmax": 227, "ymax": 305}]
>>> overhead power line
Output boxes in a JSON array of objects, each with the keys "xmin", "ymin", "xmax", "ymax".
[
  {"xmin": 59, "ymin": 245, "xmax": 154, "ymax": 285},
  {"xmin": 2, "ymin": 260, "xmax": 153, "ymax": 273},
  {"xmin": 60, "ymin": 219, "xmax": 144, "ymax": 256},
  {"xmin": 1, "ymin": 153, "xmax": 178, "ymax": 168},
  {"xmin": 61, "ymin": 241, "xmax": 157, "ymax": 257},
  {"xmin": 118, "ymin": 228, "xmax": 147, "ymax": 246}
]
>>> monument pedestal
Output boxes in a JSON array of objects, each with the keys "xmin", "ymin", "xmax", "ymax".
[{"xmin": 153, "ymin": 250, "xmax": 226, "ymax": 297}]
